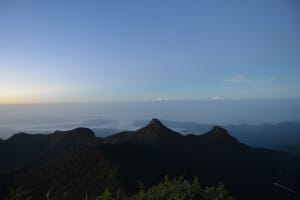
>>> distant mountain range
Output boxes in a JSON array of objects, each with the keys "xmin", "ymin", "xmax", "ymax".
[
  {"xmin": 133, "ymin": 120, "xmax": 300, "ymax": 148},
  {"xmin": 0, "ymin": 119, "xmax": 300, "ymax": 200}
]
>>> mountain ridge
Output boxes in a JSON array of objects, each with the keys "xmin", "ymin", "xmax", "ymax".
[
  {"xmin": 104, "ymin": 118, "xmax": 182, "ymax": 144},
  {"xmin": 1, "ymin": 119, "xmax": 300, "ymax": 200},
  {"xmin": 0, "ymin": 127, "xmax": 97, "ymax": 173}
]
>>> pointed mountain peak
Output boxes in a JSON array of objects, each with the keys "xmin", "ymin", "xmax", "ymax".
[
  {"xmin": 104, "ymin": 119, "xmax": 181, "ymax": 144},
  {"xmin": 211, "ymin": 126, "xmax": 230, "ymax": 136},
  {"xmin": 145, "ymin": 118, "xmax": 167, "ymax": 130},
  {"xmin": 136, "ymin": 118, "xmax": 181, "ymax": 140},
  {"xmin": 200, "ymin": 125, "xmax": 240, "ymax": 145},
  {"xmin": 150, "ymin": 118, "xmax": 162, "ymax": 124}
]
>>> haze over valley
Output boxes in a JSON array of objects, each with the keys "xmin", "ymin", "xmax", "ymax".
[{"xmin": 1, "ymin": 99, "xmax": 300, "ymax": 147}]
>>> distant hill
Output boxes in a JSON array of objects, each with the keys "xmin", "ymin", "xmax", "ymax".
[
  {"xmin": 92, "ymin": 127, "xmax": 121, "ymax": 137},
  {"xmin": 225, "ymin": 122, "xmax": 300, "ymax": 148},
  {"xmin": 1, "ymin": 119, "xmax": 300, "ymax": 200}
]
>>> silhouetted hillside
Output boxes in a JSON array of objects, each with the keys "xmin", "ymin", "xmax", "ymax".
[
  {"xmin": 275, "ymin": 143, "xmax": 300, "ymax": 156},
  {"xmin": 1, "ymin": 119, "xmax": 300, "ymax": 200},
  {"xmin": 0, "ymin": 127, "xmax": 97, "ymax": 173},
  {"xmin": 8, "ymin": 147, "xmax": 119, "ymax": 199},
  {"xmin": 104, "ymin": 118, "xmax": 181, "ymax": 144},
  {"xmin": 133, "ymin": 120, "xmax": 300, "ymax": 147},
  {"xmin": 197, "ymin": 126, "xmax": 241, "ymax": 146}
]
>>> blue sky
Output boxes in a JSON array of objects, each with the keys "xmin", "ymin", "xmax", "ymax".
[{"xmin": 0, "ymin": 0, "xmax": 299, "ymax": 103}]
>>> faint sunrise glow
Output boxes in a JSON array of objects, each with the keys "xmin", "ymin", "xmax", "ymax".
[{"xmin": 0, "ymin": 86, "xmax": 66, "ymax": 104}]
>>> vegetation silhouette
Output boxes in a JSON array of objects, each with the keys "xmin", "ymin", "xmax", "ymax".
[{"xmin": 7, "ymin": 177, "xmax": 234, "ymax": 200}]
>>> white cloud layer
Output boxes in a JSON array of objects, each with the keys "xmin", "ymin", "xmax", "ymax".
[
  {"xmin": 224, "ymin": 75, "xmax": 274, "ymax": 83},
  {"xmin": 211, "ymin": 96, "xmax": 224, "ymax": 101},
  {"xmin": 144, "ymin": 97, "xmax": 169, "ymax": 102}
]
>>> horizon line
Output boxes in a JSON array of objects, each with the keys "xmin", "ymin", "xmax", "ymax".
[{"xmin": 0, "ymin": 97, "xmax": 299, "ymax": 105}]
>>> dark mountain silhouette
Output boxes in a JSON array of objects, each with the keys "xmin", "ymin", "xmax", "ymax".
[
  {"xmin": 0, "ymin": 127, "xmax": 97, "ymax": 173},
  {"xmin": 1, "ymin": 119, "xmax": 300, "ymax": 200},
  {"xmin": 197, "ymin": 125, "xmax": 241, "ymax": 146},
  {"xmin": 133, "ymin": 120, "xmax": 300, "ymax": 148},
  {"xmin": 104, "ymin": 118, "xmax": 181, "ymax": 144},
  {"xmin": 6, "ymin": 147, "xmax": 119, "ymax": 199},
  {"xmin": 275, "ymin": 143, "xmax": 300, "ymax": 156}
]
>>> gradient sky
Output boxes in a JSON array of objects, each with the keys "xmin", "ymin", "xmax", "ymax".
[{"xmin": 0, "ymin": 0, "xmax": 299, "ymax": 103}]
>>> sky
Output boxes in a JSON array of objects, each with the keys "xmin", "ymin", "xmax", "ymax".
[{"xmin": 0, "ymin": 0, "xmax": 299, "ymax": 103}]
